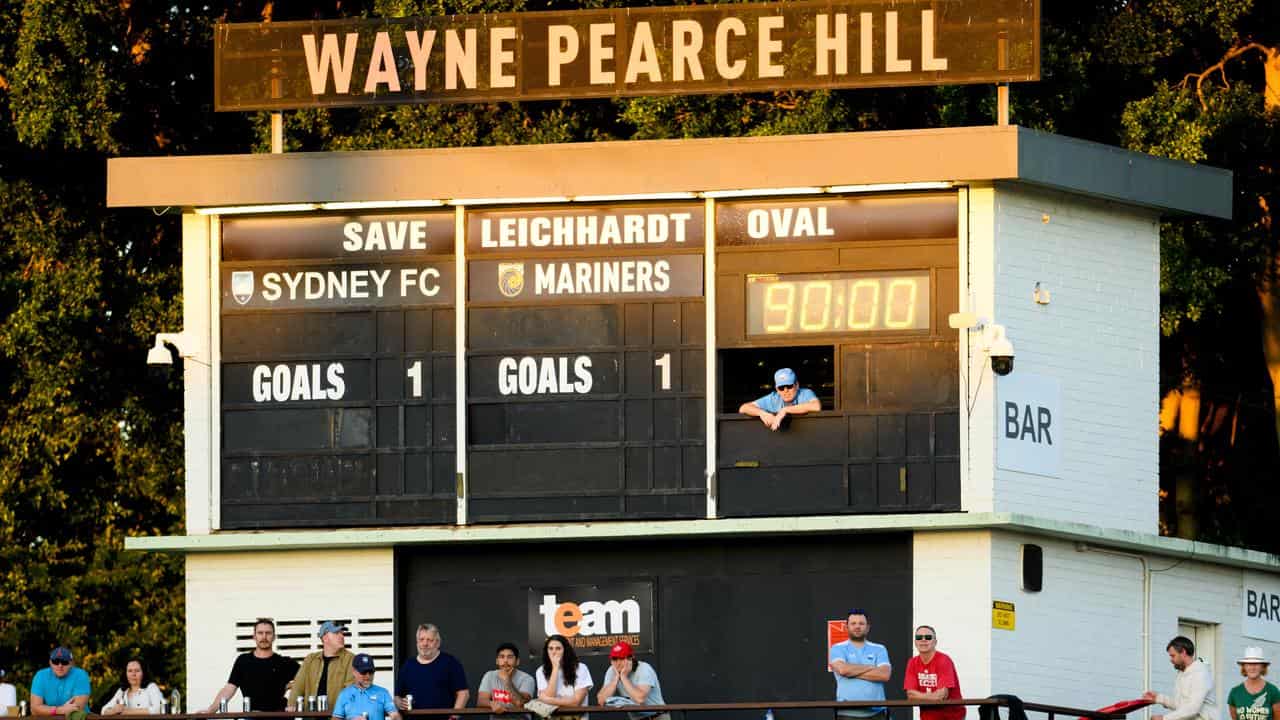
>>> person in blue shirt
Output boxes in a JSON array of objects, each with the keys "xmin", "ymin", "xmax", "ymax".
[
  {"xmin": 333, "ymin": 654, "xmax": 400, "ymax": 720},
  {"xmin": 829, "ymin": 609, "xmax": 892, "ymax": 720},
  {"xmin": 739, "ymin": 367, "xmax": 821, "ymax": 431},
  {"xmin": 31, "ymin": 647, "xmax": 92, "ymax": 717}
]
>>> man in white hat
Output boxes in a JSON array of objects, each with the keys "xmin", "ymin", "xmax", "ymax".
[
  {"xmin": 1227, "ymin": 647, "xmax": 1280, "ymax": 720},
  {"xmin": 1144, "ymin": 636, "xmax": 1219, "ymax": 720}
]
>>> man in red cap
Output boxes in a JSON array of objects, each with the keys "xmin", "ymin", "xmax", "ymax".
[{"xmin": 597, "ymin": 642, "xmax": 668, "ymax": 720}]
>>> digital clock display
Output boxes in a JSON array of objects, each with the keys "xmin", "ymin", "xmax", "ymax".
[{"xmin": 746, "ymin": 271, "xmax": 930, "ymax": 336}]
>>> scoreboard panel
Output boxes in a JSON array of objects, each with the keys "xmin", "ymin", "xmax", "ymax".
[
  {"xmin": 220, "ymin": 212, "xmax": 457, "ymax": 528},
  {"xmin": 464, "ymin": 205, "xmax": 706, "ymax": 522},
  {"xmin": 713, "ymin": 194, "xmax": 961, "ymax": 518},
  {"xmin": 211, "ymin": 192, "xmax": 960, "ymax": 528}
]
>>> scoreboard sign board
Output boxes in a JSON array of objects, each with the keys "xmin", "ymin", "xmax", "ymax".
[
  {"xmin": 220, "ymin": 212, "xmax": 458, "ymax": 527},
  {"xmin": 464, "ymin": 204, "xmax": 707, "ymax": 522},
  {"xmin": 215, "ymin": 193, "xmax": 959, "ymax": 529}
]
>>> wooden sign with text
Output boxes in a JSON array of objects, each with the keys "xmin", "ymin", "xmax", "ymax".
[{"xmin": 215, "ymin": 0, "xmax": 1038, "ymax": 110}]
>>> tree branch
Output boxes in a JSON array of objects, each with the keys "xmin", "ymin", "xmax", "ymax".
[{"xmin": 1180, "ymin": 42, "xmax": 1276, "ymax": 110}]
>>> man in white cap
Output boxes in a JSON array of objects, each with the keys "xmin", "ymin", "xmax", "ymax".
[
  {"xmin": 1144, "ymin": 635, "xmax": 1218, "ymax": 720},
  {"xmin": 738, "ymin": 367, "xmax": 820, "ymax": 431},
  {"xmin": 1227, "ymin": 647, "xmax": 1279, "ymax": 720}
]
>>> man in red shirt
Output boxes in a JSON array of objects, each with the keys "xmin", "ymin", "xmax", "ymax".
[{"xmin": 904, "ymin": 626, "xmax": 964, "ymax": 720}]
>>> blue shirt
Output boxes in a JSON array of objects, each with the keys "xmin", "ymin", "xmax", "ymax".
[
  {"xmin": 31, "ymin": 667, "xmax": 91, "ymax": 707},
  {"xmin": 333, "ymin": 682, "xmax": 397, "ymax": 720},
  {"xmin": 753, "ymin": 387, "xmax": 818, "ymax": 414},
  {"xmin": 395, "ymin": 654, "xmax": 467, "ymax": 709},
  {"xmin": 829, "ymin": 640, "xmax": 890, "ymax": 711},
  {"xmin": 602, "ymin": 661, "xmax": 665, "ymax": 707}
]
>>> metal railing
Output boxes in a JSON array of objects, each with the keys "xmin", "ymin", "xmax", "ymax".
[{"xmin": 13, "ymin": 698, "xmax": 1127, "ymax": 720}]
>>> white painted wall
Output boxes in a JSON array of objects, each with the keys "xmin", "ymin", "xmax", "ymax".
[
  {"xmin": 913, "ymin": 531, "xmax": 994, "ymax": 719},
  {"xmin": 182, "ymin": 213, "xmax": 213, "ymax": 535},
  {"xmin": 987, "ymin": 531, "xmax": 1280, "ymax": 715},
  {"xmin": 185, "ymin": 549, "xmax": 394, "ymax": 712},
  {"xmin": 989, "ymin": 532, "xmax": 1145, "ymax": 709},
  {"xmin": 987, "ymin": 185, "xmax": 1161, "ymax": 532}
]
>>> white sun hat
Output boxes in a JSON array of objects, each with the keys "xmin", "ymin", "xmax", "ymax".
[{"xmin": 1238, "ymin": 647, "xmax": 1270, "ymax": 664}]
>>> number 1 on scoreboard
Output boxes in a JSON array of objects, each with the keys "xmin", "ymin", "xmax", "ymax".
[
  {"xmin": 406, "ymin": 360, "xmax": 423, "ymax": 398},
  {"xmin": 655, "ymin": 353, "xmax": 671, "ymax": 391}
]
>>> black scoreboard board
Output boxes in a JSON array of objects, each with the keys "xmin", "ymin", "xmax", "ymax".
[
  {"xmin": 464, "ymin": 205, "xmax": 707, "ymax": 522},
  {"xmin": 214, "ymin": 193, "xmax": 960, "ymax": 529},
  {"xmin": 219, "ymin": 212, "xmax": 457, "ymax": 527}
]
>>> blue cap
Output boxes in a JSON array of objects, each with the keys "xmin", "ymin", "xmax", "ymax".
[
  {"xmin": 774, "ymin": 368, "xmax": 797, "ymax": 388},
  {"xmin": 352, "ymin": 653, "xmax": 376, "ymax": 673},
  {"xmin": 317, "ymin": 621, "xmax": 347, "ymax": 638},
  {"xmin": 50, "ymin": 647, "xmax": 73, "ymax": 662}
]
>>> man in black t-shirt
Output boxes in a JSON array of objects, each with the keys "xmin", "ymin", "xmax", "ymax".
[{"xmin": 206, "ymin": 618, "xmax": 300, "ymax": 712}]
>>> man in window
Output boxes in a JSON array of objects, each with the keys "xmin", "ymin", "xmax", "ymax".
[{"xmin": 739, "ymin": 367, "xmax": 820, "ymax": 430}]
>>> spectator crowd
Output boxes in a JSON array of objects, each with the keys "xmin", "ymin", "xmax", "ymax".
[{"xmin": 3, "ymin": 612, "xmax": 1275, "ymax": 720}]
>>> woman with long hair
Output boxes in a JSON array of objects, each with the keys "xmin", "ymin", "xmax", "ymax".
[
  {"xmin": 536, "ymin": 635, "xmax": 593, "ymax": 719},
  {"xmin": 102, "ymin": 659, "xmax": 164, "ymax": 715}
]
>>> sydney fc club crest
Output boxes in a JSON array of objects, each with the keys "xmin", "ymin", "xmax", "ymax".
[
  {"xmin": 231, "ymin": 271, "xmax": 255, "ymax": 305},
  {"xmin": 498, "ymin": 263, "xmax": 524, "ymax": 298}
]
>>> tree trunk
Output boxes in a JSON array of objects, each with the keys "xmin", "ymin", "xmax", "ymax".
[{"xmin": 1265, "ymin": 46, "xmax": 1279, "ymax": 112}]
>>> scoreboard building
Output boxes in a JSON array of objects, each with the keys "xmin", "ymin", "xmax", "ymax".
[{"xmin": 109, "ymin": 126, "xmax": 1280, "ymax": 716}]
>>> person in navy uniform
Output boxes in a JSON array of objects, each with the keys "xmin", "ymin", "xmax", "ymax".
[
  {"xmin": 738, "ymin": 367, "xmax": 820, "ymax": 431},
  {"xmin": 333, "ymin": 654, "xmax": 400, "ymax": 720}
]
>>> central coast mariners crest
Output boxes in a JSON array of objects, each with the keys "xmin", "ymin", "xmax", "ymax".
[
  {"xmin": 498, "ymin": 262, "xmax": 524, "ymax": 298},
  {"xmin": 231, "ymin": 271, "xmax": 255, "ymax": 305}
]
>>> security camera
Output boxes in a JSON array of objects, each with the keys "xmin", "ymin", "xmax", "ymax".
[
  {"xmin": 985, "ymin": 324, "xmax": 1015, "ymax": 377},
  {"xmin": 147, "ymin": 332, "xmax": 195, "ymax": 367}
]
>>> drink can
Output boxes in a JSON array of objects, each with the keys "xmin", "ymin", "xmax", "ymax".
[
  {"xmin": 244, "ymin": 698, "xmax": 252, "ymax": 713},
  {"xmin": 220, "ymin": 699, "xmax": 229, "ymax": 713},
  {"xmin": 296, "ymin": 697, "xmax": 306, "ymax": 712},
  {"xmin": 20, "ymin": 702, "xmax": 28, "ymax": 717},
  {"xmin": 318, "ymin": 696, "xmax": 327, "ymax": 713},
  {"xmin": 405, "ymin": 696, "xmax": 414, "ymax": 711},
  {"xmin": 308, "ymin": 697, "xmax": 317, "ymax": 712}
]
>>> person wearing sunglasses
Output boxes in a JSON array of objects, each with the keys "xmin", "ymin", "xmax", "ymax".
[
  {"xmin": 829, "ymin": 609, "xmax": 891, "ymax": 720},
  {"xmin": 738, "ymin": 368, "xmax": 820, "ymax": 431},
  {"xmin": 904, "ymin": 627, "xmax": 964, "ymax": 720},
  {"xmin": 31, "ymin": 647, "xmax": 91, "ymax": 717}
]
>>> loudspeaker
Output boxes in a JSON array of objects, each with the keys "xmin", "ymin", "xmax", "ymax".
[{"xmin": 1021, "ymin": 544, "xmax": 1043, "ymax": 592}]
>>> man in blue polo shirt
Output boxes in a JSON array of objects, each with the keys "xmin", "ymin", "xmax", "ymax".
[
  {"xmin": 829, "ymin": 609, "xmax": 892, "ymax": 720},
  {"xmin": 31, "ymin": 647, "xmax": 91, "ymax": 717},
  {"xmin": 739, "ymin": 367, "xmax": 821, "ymax": 431},
  {"xmin": 333, "ymin": 654, "xmax": 399, "ymax": 720}
]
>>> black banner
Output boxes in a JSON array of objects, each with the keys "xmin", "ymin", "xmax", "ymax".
[
  {"xmin": 715, "ymin": 193, "xmax": 957, "ymax": 245},
  {"xmin": 467, "ymin": 205, "xmax": 704, "ymax": 254},
  {"xmin": 221, "ymin": 262, "xmax": 455, "ymax": 311},
  {"xmin": 222, "ymin": 212, "xmax": 455, "ymax": 261},
  {"xmin": 527, "ymin": 582, "xmax": 655, "ymax": 656},
  {"xmin": 469, "ymin": 256, "xmax": 702, "ymax": 302}
]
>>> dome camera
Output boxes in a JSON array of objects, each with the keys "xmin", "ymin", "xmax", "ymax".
[{"xmin": 985, "ymin": 324, "xmax": 1015, "ymax": 377}]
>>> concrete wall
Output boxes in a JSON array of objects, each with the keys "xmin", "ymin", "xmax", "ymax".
[
  {"xmin": 184, "ymin": 549, "xmax": 394, "ymax": 712},
  {"xmin": 989, "ymin": 531, "xmax": 1280, "ymax": 714},
  {"xmin": 913, "ymin": 531, "xmax": 994, "ymax": 719},
  {"xmin": 963, "ymin": 184, "xmax": 1160, "ymax": 532}
]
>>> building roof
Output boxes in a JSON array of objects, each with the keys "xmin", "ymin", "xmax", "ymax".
[
  {"xmin": 106, "ymin": 125, "xmax": 1232, "ymax": 219},
  {"xmin": 124, "ymin": 512, "xmax": 1280, "ymax": 572}
]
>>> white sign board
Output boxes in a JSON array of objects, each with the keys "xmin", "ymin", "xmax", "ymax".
[
  {"xmin": 996, "ymin": 372, "xmax": 1062, "ymax": 477},
  {"xmin": 1243, "ymin": 571, "xmax": 1280, "ymax": 642}
]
